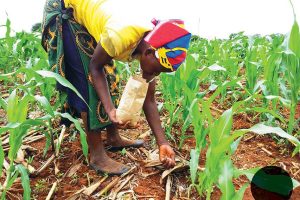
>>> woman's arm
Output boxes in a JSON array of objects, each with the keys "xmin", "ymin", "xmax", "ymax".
[
  {"xmin": 143, "ymin": 79, "xmax": 175, "ymax": 168},
  {"xmin": 89, "ymin": 43, "xmax": 121, "ymax": 124}
]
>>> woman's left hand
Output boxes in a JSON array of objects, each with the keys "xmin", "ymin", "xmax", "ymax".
[{"xmin": 159, "ymin": 144, "xmax": 176, "ymax": 168}]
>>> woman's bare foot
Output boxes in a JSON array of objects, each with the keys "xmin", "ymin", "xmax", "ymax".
[
  {"xmin": 81, "ymin": 112, "xmax": 130, "ymax": 175},
  {"xmin": 87, "ymin": 131, "xmax": 130, "ymax": 175},
  {"xmin": 89, "ymin": 150, "xmax": 130, "ymax": 175},
  {"xmin": 106, "ymin": 124, "xmax": 144, "ymax": 149}
]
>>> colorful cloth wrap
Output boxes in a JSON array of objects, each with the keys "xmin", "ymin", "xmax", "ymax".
[
  {"xmin": 144, "ymin": 19, "xmax": 192, "ymax": 71},
  {"xmin": 41, "ymin": 0, "xmax": 120, "ymax": 131}
]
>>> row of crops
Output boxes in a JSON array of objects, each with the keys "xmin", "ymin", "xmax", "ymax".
[
  {"xmin": 0, "ymin": 19, "xmax": 89, "ymax": 199},
  {"xmin": 0, "ymin": 2, "xmax": 299, "ymax": 200},
  {"xmin": 159, "ymin": 2, "xmax": 300, "ymax": 198}
]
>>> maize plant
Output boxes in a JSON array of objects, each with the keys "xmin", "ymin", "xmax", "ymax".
[
  {"xmin": 284, "ymin": 0, "xmax": 300, "ymax": 135},
  {"xmin": 159, "ymin": 2, "xmax": 300, "ymax": 199},
  {"xmin": 0, "ymin": 21, "xmax": 88, "ymax": 198}
]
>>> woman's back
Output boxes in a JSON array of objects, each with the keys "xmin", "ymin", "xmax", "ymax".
[{"xmin": 64, "ymin": 0, "xmax": 153, "ymax": 61}]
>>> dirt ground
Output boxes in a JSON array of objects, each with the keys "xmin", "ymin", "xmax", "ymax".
[
  {"xmin": 1, "ymin": 110, "xmax": 299, "ymax": 200},
  {"xmin": 1, "ymin": 84, "xmax": 300, "ymax": 199}
]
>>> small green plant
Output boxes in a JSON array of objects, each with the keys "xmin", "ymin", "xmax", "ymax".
[
  {"xmin": 120, "ymin": 148, "xmax": 127, "ymax": 156},
  {"xmin": 70, "ymin": 174, "xmax": 79, "ymax": 185},
  {"xmin": 34, "ymin": 179, "xmax": 48, "ymax": 193},
  {"xmin": 25, "ymin": 156, "xmax": 34, "ymax": 165}
]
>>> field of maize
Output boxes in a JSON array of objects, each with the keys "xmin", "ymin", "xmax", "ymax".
[{"xmin": 0, "ymin": 1, "xmax": 300, "ymax": 200}]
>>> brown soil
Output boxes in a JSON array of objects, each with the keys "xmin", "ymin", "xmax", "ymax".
[
  {"xmin": 4, "ymin": 112, "xmax": 299, "ymax": 200},
  {"xmin": 1, "ymin": 87, "xmax": 300, "ymax": 199}
]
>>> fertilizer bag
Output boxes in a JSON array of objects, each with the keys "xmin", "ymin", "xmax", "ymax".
[{"xmin": 116, "ymin": 75, "xmax": 149, "ymax": 127}]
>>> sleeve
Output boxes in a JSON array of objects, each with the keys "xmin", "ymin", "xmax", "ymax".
[
  {"xmin": 100, "ymin": 24, "xmax": 146, "ymax": 59},
  {"xmin": 100, "ymin": 28, "xmax": 127, "ymax": 58}
]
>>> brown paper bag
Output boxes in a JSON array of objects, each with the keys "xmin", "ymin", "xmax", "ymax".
[{"xmin": 116, "ymin": 75, "xmax": 149, "ymax": 127}]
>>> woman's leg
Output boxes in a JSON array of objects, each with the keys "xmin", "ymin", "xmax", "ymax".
[
  {"xmin": 81, "ymin": 113, "xmax": 129, "ymax": 175},
  {"xmin": 62, "ymin": 19, "xmax": 130, "ymax": 175},
  {"xmin": 106, "ymin": 124, "xmax": 144, "ymax": 149}
]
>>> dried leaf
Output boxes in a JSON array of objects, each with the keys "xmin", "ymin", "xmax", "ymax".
[
  {"xmin": 160, "ymin": 162, "xmax": 188, "ymax": 184},
  {"xmin": 165, "ymin": 176, "xmax": 172, "ymax": 200},
  {"xmin": 83, "ymin": 176, "xmax": 107, "ymax": 196},
  {"xmin": 67, "ymin": 163, "xmax": 82, "ymax": 178}
]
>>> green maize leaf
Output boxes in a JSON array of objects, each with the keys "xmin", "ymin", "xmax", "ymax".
[
  {"xmin": 208, "ymin": 64, "xmax": 226, "ymax": 71},
  {"xmin": 0, "ymin": 75, "xmax": 10, "ymax": 81},
  {"xmin": 34, "ymin": 95, "xmax": 54, "ymax": 117},
  {"xmin": 9, "ymin": 128, "xmax": 27, "ymax": 162},
  {"xmin": 180, "ymin": 54, "xmax": 196, "ymax": 82},
  {"xmin": 17, "ymin": 85, "xmax": 32, "ymax": 95},
  {"xmin": 197, "ymin": 67, "xmax": 210, "ymax": 81},
  {"xmin": 0, "ymin": 119, "xmax": 46, "ymax": 135},
  {"xmin": 190, "ymin": 53, "xmax": 199, "ymax": 61},
  {"xmin": 182, "ymin": 116, "xmax": 191, "ymax": 134},
  {"xmin": 196, "ymin": 91, "xmax": 206, "ymax": 99},
  {"xmin": 0, "ymin": 67, "xmax": 26, "ymax": 80},
  {"xmin": 264, "ymin": 95, "xmax": 291, "ymax": 108},
  {"xmin": 208, "ymin": 83, "xmax": 218, "ymax": 91},
  {"xmin": 16, "ymin": 95, "xmax": 32, "ymax": 123},
  {"xmin": 239, "ymin": 107, "xmax": 286, "ymax": 123},
  {"xmin": 207, "ymin": 79, "xmax": 241, "ymax": 106},
  {"xmin": 253, "ymin": 80, "xmax": 265, "ymax": 94},
  {"xmin": 201, "ymin": 100, "xmax": 213, "ymax": 125},
  {"xmin": 214, "ymin": 130, "xmax": 247, "ymax": 155},
  {"xmin": 3, "ymin": 168, "xmax": 20, "ymax": 198},
  {"xmin": 231, "ymin": 95, "xmax": 254, "ymax": 112},
  {"xmin": 247, "ymin": 124, "xmax": 300, "ymax": 146},
  {"xmin": 0, "ymin": 97, "xmax": 7, "ymax": 110},
  {"xmin": 16, "ymin": 164, "xmax": 31, "ymax": 200},
  {"xmin": 232, "ymin": 167, "xmax": 259, "ymax": 179},
  {"xmin": 164, "ymin": 73, "xmax": 177, "ymax": 99},
  {"xmin": 5, "ymin": 17, "xmax": 11, "ymax": 39},
  {"xmin": 189, "ymin": 99, "xmax": 207, "ymax": 149},
  {"xmin": 293, "ymin": 144, "xmax": 300, "ymax": 156},
  {"xmin": 219, "ymin": 160, "xmax": 235, "ymax": 200},
  {"xmin": 232, "ymin": 183, "xmax": 249, "ymax": 200},
  {"xmin": 0, "ymin": 139, "xmax": 4, "ymax": 178},
  {"xmin": 190, "ymin": 149, "xmax": 200, "ymax": 185},
  {"xmin": 0, "ymin": 123, "xmax": 20, "ymax": 134},
  {"xmin": 223, "ymin": 123, "xmax": 300, "ymax": 156},
  {"xmin": 289, "ymin": 21, "xmax": 300, "ymax": 57},
  {"xmin": 182, "ymin": 83, "xmax": 196, "ymax": 105},
  {"xmin": 19, "ymin": 119, "xmax": 46, "ymax": 129},
  {"xmin": 7, "ymin": 89, "xmax": 17, "ymax": 123},
  {"xmin": 189, "ymin": 98, "xmax": 199, "ymax": 122},
  {"xmin": 37, "ymin": 114, "xmax": 52, "ymax": 121},
  {"xmin": 186, "ymin": 69, "xmax": 201, "ymax": 91},
  {"xmin": 7, "ymin": 89, "xmax": 32, "ymax": 123},
  {"xmin": 212, "ymin": 108, "xmax": 233, "ymax": 146},
  {"xmin": 43, "ymin": 131, "xmax": 52, "ymax": 157},
  {"xmin": 229, "ymin": 136, "xmax": 242, "ymax": 154},
  {"xmin": 36, "ymin": 70, "xmax": 89, "ymax": 109},
  {"xmin": 55, "ymin": 112, "xmax": 88, "ymax": 160}
]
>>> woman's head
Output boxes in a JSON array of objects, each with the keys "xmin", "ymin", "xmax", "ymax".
[
  {"xmin": 138, "ymin": 43, "xmax": 172, "ymax": 81},
  {"xmin": 144, "ymin": 19, "xmax": 191, "ymax": 71},
  {"xmin": 136, "ymin": 19, "xmax": 191, "ymax": 81}
]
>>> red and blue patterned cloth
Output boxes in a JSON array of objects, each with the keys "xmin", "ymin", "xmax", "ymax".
[{"xmin": 145, "ymin": 19, "xmax": 191, "ymax": 71}]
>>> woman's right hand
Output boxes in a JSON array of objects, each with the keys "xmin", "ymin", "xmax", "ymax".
[
  {"xmin": 108, "ymin": 108, "xmax": 122, "ymax": 124},
  {"xmin": 108, "ymin": 108, "xmax": 129, "ymax": 128}
]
